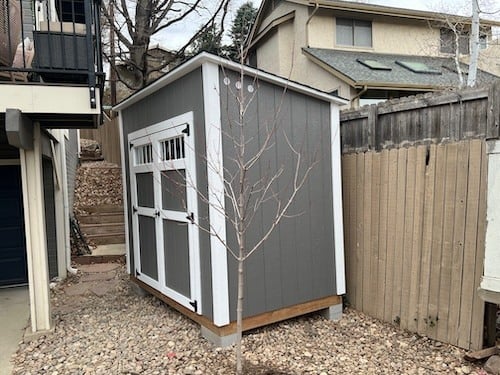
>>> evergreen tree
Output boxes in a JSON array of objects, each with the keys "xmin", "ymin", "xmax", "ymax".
[
  {"xmin": 188, "ymin": 23, "xmax": 224, "ymax": 57},
  {"xmin": 229, "ymin": 2, "xmax": 258, "ymax": 60}
]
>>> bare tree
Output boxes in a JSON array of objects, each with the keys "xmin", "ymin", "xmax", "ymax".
[{"xmin": 101, "ymin": 0, "xmax": 232, "ymax": 90}]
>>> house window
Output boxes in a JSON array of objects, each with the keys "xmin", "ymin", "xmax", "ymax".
[
  {"xmin": 440, "ymin": 28, "xmax": 469, "ymax": 54},
  {"xmin": 336, "ymin": 18, "xmax": 372, "ymax": 47}
]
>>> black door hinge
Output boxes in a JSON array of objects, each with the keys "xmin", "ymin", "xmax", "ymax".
[
  {"xmin": 186, "ymin": 212, "xmax": 195, "ymax": 224},
  {"xmin": 136, "ymin": 269, "xmax": 141, "ymax": 276},
  {"xmin": 189, "ymin": 300, "xmax": 198, "ymax": 313},
  {"xmin": 155, "ymin": 210, "xmax": 160, "ymax": 217},
  {"xmin": 129, "ymin": 142, "xmax": 134, "ymax": 150},
  {"xmin": 182, "ymin": 124, "xmax": 190, "ymax": 137},
  {"xmin": 133, "ymin": 206, "xmax": 138, "ymax": 213}
]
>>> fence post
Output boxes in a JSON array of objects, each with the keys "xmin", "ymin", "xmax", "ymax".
[
  {"xmin": 487, "ymin": 80, "xmax": 500, "ymax": 140},
  {"xmin": 367, "ymin": 105, "xmax": 378, "ymax": 150}
]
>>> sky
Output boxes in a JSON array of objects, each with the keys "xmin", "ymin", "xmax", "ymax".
[{"xmin": 151, "ymin": 0, "xmax": 483, "ymax": 50}]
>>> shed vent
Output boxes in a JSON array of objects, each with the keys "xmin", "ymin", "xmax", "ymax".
[
  {"xmin": 161, "ymin": 136, "xmax": 185, "ymax": 161},
  {"xmin": 135, "ymin": 143, "xmax": 153, "ymax": 165}
]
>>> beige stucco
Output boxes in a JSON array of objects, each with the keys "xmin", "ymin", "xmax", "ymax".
[
  {"xmin": 372, "ymin": 20, "xmax": 440, "ymax": 56},
  {"xmin": 461, "ymin": 43, "xmax": 500, "ymax": 77},
  {"xmin": 308, "ymin": 14, "xmax": 440, "ymax": 56}
]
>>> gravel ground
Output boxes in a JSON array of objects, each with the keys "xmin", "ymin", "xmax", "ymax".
[{"xmin": 12, "ymin": 264, "xmax": 486, "ymax": 375}]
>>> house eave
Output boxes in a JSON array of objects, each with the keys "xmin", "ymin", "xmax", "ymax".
[{"xmin": 114, "ymin": 53, "xmax": 348, "ymax": 112}]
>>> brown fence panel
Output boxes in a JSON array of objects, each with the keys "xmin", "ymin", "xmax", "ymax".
[
  {"xmin": 341, "ymin": 139, "xmax": 487, "ymax": 350},
  {"xmin": 80, "ymin": 117, "xmax": 121, "ymax": 166}
]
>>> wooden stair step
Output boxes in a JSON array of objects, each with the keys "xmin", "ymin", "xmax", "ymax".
[
  {"xmin": 86, "ymin": 233, "xmax": 126, "ymax": 245},
  {"xmin": 79, "ymin": 212, "xmax": 125, "ymax": 224},
  {"xmin": 79, "ymin": 205, "xmax": 124, "ymax": 214},
  {"xmin": 80, "ymin": 223, "xmax": 125, "ymax": 236}
]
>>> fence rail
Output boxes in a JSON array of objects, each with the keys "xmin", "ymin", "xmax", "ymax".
[
  {"xmin": 341, "ymin": 80, "xmax": 500, "ymax": 152},
  {"xmin": 341, "ymin": 139, "xmax": 487, "ymax": 350}
]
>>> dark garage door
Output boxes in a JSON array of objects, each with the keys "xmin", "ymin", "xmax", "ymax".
[{"xmin": 0, "ymin": 165, "xmax": 27, "ymax": 286}]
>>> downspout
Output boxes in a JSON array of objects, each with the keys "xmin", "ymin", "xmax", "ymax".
[
  {"xmin": 351, "ymin": 85, "xmax": 368, "ymax": 109},
  {"xmin": 305, "ymin": 1, "xmax": 320, "ymax": 47},
  {"xmin": 61, "ymin": 134, "xmax": 78, "ymax": 275}
]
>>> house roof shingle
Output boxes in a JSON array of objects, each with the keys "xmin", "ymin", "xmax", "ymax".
[{"xmin": 303, "ymin": 48, "xmax": 498, "ymax": 89}]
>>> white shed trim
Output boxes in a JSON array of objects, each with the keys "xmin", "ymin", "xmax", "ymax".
[
  {"xmin": 118, "ymin": 113, "xmax": 131, "ymax": 274},
  {"xmin": 330, "ymin": 103, "xmax": 346, "ymax": 295},
  {"xmin": 202, "ymin": 62, "xmax": 230, "ymax": 326}
]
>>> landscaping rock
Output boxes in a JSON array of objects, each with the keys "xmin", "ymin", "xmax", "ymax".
[
  {"xmin": 485, "ymin": 355, "xmax": 500, "ymax": 375},
  {"xmin": 12, "ymin": 264, "xmax": 484, "ymax": 374}
]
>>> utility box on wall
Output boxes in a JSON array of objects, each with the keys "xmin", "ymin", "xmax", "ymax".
[
  {"xmin": 480, "ymin": 140, "xmax": 500, "ymax": 304},
  {"xmin": 115, "ymin": 53, "xmax": 347, "ymax": 345}
]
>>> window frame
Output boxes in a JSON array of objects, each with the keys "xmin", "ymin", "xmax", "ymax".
[{"xmin": 336, "ymin": 18, "xmax": 373, "ymax": 48}]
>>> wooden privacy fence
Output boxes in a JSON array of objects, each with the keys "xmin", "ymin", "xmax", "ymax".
[
  {"xmin": 340, "ymin": 81, "xmax": 500, "ymax": 350},
  {"xmin": 80, "ymin": 117, "xmax": 122, "ymax": 166},
  {"xmin": 341, "ymin": 140, "xmax": 486, "ymax": 350}
]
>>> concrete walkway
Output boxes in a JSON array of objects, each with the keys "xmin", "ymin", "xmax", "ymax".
[{"xmin": 0, "ymin": 287, "xmax": 29, "ymax": 375}]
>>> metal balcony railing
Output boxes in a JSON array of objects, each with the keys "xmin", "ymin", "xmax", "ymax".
[{"xmin": 0, "ymin": 0, "xmax": 103, "ymax": 108}]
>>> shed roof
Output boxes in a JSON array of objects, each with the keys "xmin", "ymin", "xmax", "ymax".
[
  {"xmin": 114, "ymin": 53, "xmax": 348, "ymax": 111},
  {"xmin": 303, "ymin": 48, "xmax": 498, "ymax": 90}
]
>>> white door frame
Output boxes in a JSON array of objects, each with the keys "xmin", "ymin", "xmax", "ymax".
[{"xmin": 128, "ymin": 112, "xmax": 202, "ymax": 314}]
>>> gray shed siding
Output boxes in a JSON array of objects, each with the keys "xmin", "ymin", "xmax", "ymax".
[
  {"xmin": 121, "ymin": 68, "xmax": 213, "ymax": 319},
  {"xmin": 219, "ymin": 69, "xmax": 337, "ymax": 320}
]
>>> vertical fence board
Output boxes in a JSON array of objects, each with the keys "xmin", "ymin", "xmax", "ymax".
[
  {"xmin": 447, "ymin": 141, "xmax": 469, "ymax": 346},
  {"xmin": 470, "ymin": 141, "xmax": 487, "ymax": 350},
  {"xmin": 417, "ymin": 144, "xmax": 437, "ymax": 335},
  {"xmin": 370, "ymin": 153, "xmax": 381, "ymax": 319},
  {"xmin": 355, "ymin": 154, "xmax": 365, "ymax": 310},
  {"xmin": 344, "ymin": 154, "xmax": 358, "ymax": 306},
  {"xmin": 391, "ymin": 148, "xmax": 407, "ymax": 324},
  {"xmin": 458, "ymin": 140, "xmax": 482, "ymax": 348},
  {"xmin": 437, "ymin": 143, "xmax": 458, "ymax": 342},
  {"xmin": 376, "ymin": 150, "xmax": 390, "ymax": 320},
  {"xmin": 362, "ymin": 153, "xmax": 373, "ymax": 314},
  {"xmin": 400, "ymin": 147, "xmax": 416, "ymax": 330},
  {"xmin": 426, "ymin": 144, "xmax": 447, "ymax": 339},
  {"xmin": 384, "ymin": 149, "xmax": 399, "ymax": 323},
  {"xmin": 407, "ymin": 145, "xmax": 426, "ymax": 333}
]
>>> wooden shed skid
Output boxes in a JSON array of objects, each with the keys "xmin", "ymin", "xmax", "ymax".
[{"xmin": 132, "ymin": 276, "xmax": 341, "ymax": 338}]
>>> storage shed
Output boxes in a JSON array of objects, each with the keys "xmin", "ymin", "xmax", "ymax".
[{"xmin": 115, "ymin": 53, "xmax": 348, "ymax": 345}]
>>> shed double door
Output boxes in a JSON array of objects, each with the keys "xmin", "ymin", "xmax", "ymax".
[{"xmin": 129, "ymin": 113, "xmax": 201, "ymax": 314}]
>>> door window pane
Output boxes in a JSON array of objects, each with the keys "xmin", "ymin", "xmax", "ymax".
[
  {"xmin": 161, "ymin": 170, "xmax": 187, "ymax": 211},
  {"xmin": 139, "ymin": 215, "xmax": 158, "ymax": 281},
  {"xmin": 163, "ymin": 219, "xmax": 191, "ymax": 297},
  {"xmin": 136, "ymin": 172, "xmax": 155, "ymax": 208}
]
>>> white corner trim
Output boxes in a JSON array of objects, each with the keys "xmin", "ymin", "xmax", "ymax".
[
  {"xmin": 118, "ymin": 113, "xmax": 131, "ymax": 275},
  {"xmin": 330, "ymin": 103, "xmax": 346, "ymax": 295},
  {"xmin": 203, "ymin": 61, "xmax": 230, "ymax": 326}
]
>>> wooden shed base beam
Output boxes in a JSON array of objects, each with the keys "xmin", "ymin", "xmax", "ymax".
[{"xmin": 132, "ymin": 276, "xmax": 342, "ymax": 346}]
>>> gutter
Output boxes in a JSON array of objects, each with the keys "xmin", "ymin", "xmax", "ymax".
[
  {"xmin": 351, "ymin": 85, "xmax": 368, "ymax": 108},
  {"xmin": 305, "ymin": 1, "xmax": 320, "ymax": 47}
]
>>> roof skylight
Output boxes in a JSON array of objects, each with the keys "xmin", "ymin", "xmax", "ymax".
[
  {"xmin": 396, "ymin": 60, "xmax": 441, "ymax": 74},
  {"xmin": 357, "ymin": 59, "xmax": 392, "ymax": 71}
]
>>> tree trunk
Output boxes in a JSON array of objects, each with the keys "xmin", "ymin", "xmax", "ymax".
[
  {"xmin": 236, "ymin": 250, "xmax": 244, "ymax": 374},
  {"xmin": 467, "ymin": 0, "xmax": 480, "ymax": 87}
]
